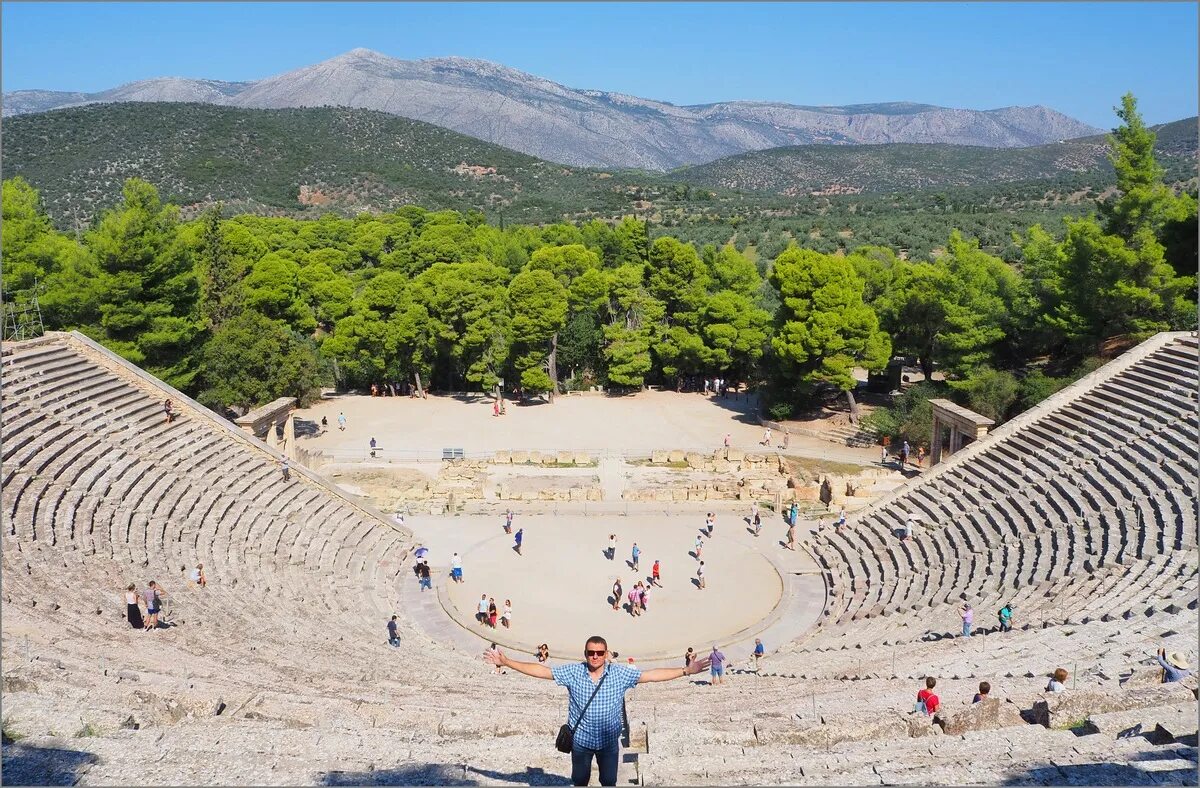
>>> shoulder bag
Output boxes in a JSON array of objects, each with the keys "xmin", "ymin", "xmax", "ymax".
[{"xmin": 555, "ymin": 667, "xmax": 610, "ymax": 753}]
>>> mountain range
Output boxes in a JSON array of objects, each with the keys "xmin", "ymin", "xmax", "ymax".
[{"xmin": 2, "ymin": 48, "xmax": 1103, "ymax": 171}]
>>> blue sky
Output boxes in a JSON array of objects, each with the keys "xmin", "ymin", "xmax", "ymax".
[{"xmin": 2, "ymin": 2, "xmax": 1196, "ymax": 128}]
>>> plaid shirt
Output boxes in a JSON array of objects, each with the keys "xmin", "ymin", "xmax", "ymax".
[{"xmin": 552, "ymin": 662, "xmax": 640, "ymax": 749}]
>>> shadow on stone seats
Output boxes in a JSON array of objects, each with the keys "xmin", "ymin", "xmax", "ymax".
[
  {"xmin": 293, "ymin": 418, "xmax": 320, "ymax": 437},
  {"xmin": 322, "ymin": 763, "xmax": 570, "ymax": 785},
  {"xmin": 1001, "ymin": 756, "xmax": 1197, "ymax": 786},
  {"xmin": 0, "ymin": 742, "xmax": 100, "ymax": 786}
]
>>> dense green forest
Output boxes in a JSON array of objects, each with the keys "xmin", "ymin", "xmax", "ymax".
[{"xmin": 3, "ymin": 94, "xmax": 1195, "ymax": 439}]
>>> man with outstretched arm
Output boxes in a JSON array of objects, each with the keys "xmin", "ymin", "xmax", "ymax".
[{"xmin": 484, "ymin": 635, "xmax": 710, "ymax": 787}]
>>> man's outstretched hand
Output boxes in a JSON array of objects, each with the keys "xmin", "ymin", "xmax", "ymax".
[
  {"xmin": 483, "ymin": 647, "xmax": 505, "ymax": 667},
  {"xmin": 686, "ymin": 656, "xmax": 712, "ymax": 675}
]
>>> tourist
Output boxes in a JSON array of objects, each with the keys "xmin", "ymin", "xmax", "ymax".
[
  {"xmin": 749, "ymin": 638, "xmax": 764, "ymax": 672},
  {"xmin": 833, "ymin": 507, "xmax": 847, "ymax": 532},
  {"xmin": 630, "ymin": 542, "xmax": 640, "ymax": 573},
  {"xmin": 694, "ymin": 535, "xmax": 703, "ymax": 560},
  {"xmin": 337, "ymin": 411, "xmax": 347, "ymax": 431},
  {"xmin": 124, "ymin": 584, "xmax": 143, "ymax": 630},
  {"xmin": 187, "ymin": 563, "xmax": 206, "ymax": 588},
  {"xmin": 369, "ymin": 437, "xmax": 378, "ymax": 457},
  {"xmin": 477, "ymin": 594, "xmax": 489, "ymax": 625},
  {"xmin": 784, "ymin": 522, "xmax": 797, "ymax": 551},
  {"xmin": 142, "ymin": 581, "xmax": 164, "ymax": 631},
  {"xmin": 163, "ymin": 398, "xmax": 176, "ymax": 424},
  {"xmin": 959, "ymin": 603, "xmax": 973, "ymax": 637},
  {"xmin": 639, "ymin": 582, "xmax": 650, "ymax": 612},
  {"xmin": 752, "ymin": 510, "xmax": 762, "ymax": 537},
  {"xmin": 628, "ymin": 585, "xmax": 641, "ymax": 617},
  {"xmin": 504, "ymin": 509, "xmax": 514, "ymax": 535},
  {"xmin": 393, "ymin": 511, "xmax": 406, "ymax": 527},
  {"xmin": 483, "ymin": 637, "xmax": 709, "ymax": 786},
  {"xmin": 973, "ymin": 681, "xmax": 990, "ymax": 703},
  {"xmin": 501, "ymin": 599, "xmax": 513, "ymax": 629},
  {"xmin": 611, "ymin": 578, "xmax": 622, "ymax": 612},
  {"xmin": 723, "ymin": 433, "xmax": 731, "ymax": 448},
  {"xmin": 705, "ymin": 512, "xmax": 715, "ymax": 537},
  {"xmin": 514, "ymin": 527, "xmax": 524, "ymax": 555},
  {"xmin": 750, "ymin": 501, "xmax": 759, "ymax": 524},
  {"xmin": 917, "ymin": 445, "xmax": 926, "ymax": 466},
  {"xmin": 684, "ymin": 647, "xmax": 694, "ymax": 669},
  {"xmin": 788, "ymin": 502, "xmax": 799, "ymax": 527},
  {"xmin": 881, "ymin": 435, "xmax": 890, "ymax": 465},
  {"xmin": 762, "ymin": 428, "xmax": 771, "ymax": 447},
  {"xmin": 708, "ymin": 645, "xmax": 726, "ymax": 686},
  {"xmin": 493, "ymin": 398, "xmax": 501, "ymax": 417},
  {"xmin": 536, "ymin": 643, "xmax": 550, "ymax": 663},
  {"xmin": 782, "ymin": 431, "xmax": 789, "ymax": 450},
  {"xmin": 451, "ymin": 552, "xmax": 463, "ymax": 583},
  {"xmin": 281, "ymin": 457, "xmax": 290, "ymax": 482},
  {"xmin": 651, "ymin": 560, "xmax": 661, "ymax": 587},
  {"xmin": 916, "ymin": 677, "xmax": 940, "ymax": 715},
  {"xmin": 607, "ymin": 533, "xmax": 617, "ymax": 560},
  {"xmin": 1156, "ymin": 649, "xmax": 1192, "ymax": 683},
  {"xmin": 900, "ymin": 440, "xmax": 910, "ymax": 467},
  {"xmin": 321, "ymin": 415, "xmax": 328, "ymax": 432},
  {"xmin": 900, "ymin": 513, "xmax": 917, "ymax": 541},
  {"xmin": 697, "ymin": 561, "xmax": 706, "ymax": 590},
  {"xmin": 417, "ymin": 561, "xmax": 432, "ymax": 591},
  {"xmin": 387, "ymin": 615, "xmax": 400, "ymax": 647},
  {"xmin": 488, "ymin": 597, "xmax": 499, "ymax": 629},
  {"xmin": 1046, "ymin": 668, "xmax": 1068, "ymax": 693},
  {"xmin": 997, "ymin": 602, "xmax": 1013, "ymax": 632}
]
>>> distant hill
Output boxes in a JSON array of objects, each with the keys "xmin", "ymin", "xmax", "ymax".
[
  {"xmin": 1, "ymin": 102, "xmax": 682, "ymax": 228},
  {"xmin": 2, "ymin": 48, "xmax": 1102, "ymax": 170},
  {"xmin": 667, "ymin": 118, "xmax": 1199, "ymax": 196}
]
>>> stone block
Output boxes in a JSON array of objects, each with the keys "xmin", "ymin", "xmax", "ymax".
[
  {"xmin": 672, "ymin": 488, "xmax": 689, "ymax": 501},
  {"xmin": 569, "ymin": 487, "xmax": 586, "ymax": 501},
  {"xmin": 542, "ymin": 454, "xmax": 557, "ymax": 465},
  {"xmin": 905, "ymin": 714, "xmax": 943, "ymax": 738},
  {"xmin": 527, "ymin": 451, "xmax": 542, "ymax": 464},
  {"xmin": 511, "ymin": 450, "xmax": 529, "ymax": 464},
  {"xmin": 940, "ymin": 698, "xmax": 1026, "ymax": 736},
  {"xmin": 667, "ymin": 450, "xmax": 686, "ymax": 463},
  {"xmin": 700, "ymin": 461, "xmax": 716, "ymax": 472},
  {"xmin": 653, "ymin": 489, "xmax": 674, "ymax": 502},
  {"xmin": 1033, "ymin": 685, "xmax": 1198, "ymax": 729},
  {"xmin": 744, "ymin": 453, "xmax": 765, "ymax": 464},
  {"xmin": 651, "ymin": 450, "xmax": 668, "ymax": 464},
  {"xmin": 586, "ymin": 488, "xmax": 602, "ymax": 501},
  {"xmin": 726, "ymin": 448, "xmax": 745, "ymax": 462},
  {"xmin": 685, "ymin": 452, "xmax": 705, "ymax": 468},
  {"xmin": 573, "ymin": 452, "xmax": 591, "ymax": 466},
  {"xmin": 556, "ymin": 451, "xmax": 574, "ymax": 465},
  {"xmin": 713, "ymin": 459, "xmax": 732, "ymax": 473},
  {"xmin": 687, "ymin": 489, "xmax": 709, "ymax": 501}
]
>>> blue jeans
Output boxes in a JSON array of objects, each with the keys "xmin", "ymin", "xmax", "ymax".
[
  {"xmin": 419, "ymin": 577, "xmax": 432, "ymax": 591},
  {"xmin": 962, "ymin": 622, "xmax": 972, "ymax": 637},
  {"xmin": 571, "ymin": 740, "xmax": 619, "ymax": 787}
]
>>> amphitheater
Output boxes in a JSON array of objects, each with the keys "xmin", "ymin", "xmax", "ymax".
[{"xmin": 1, "ymin": 329, "xmax": 1197, "ymax": 786}]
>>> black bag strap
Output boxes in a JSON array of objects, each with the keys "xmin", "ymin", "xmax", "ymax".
[{"xmin": 569, "ymin": 666, "xmax": 610, "ymax": 731}]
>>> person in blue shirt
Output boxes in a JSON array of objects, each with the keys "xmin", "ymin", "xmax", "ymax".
[
  {"xmin": 1156, "ymin": 648, "xmax": 1192, "ymax": 683},
  {"xmin": 514, "ymin": 528, "xmax": 523, "ymax": 555},
  {"xmin": 749, "ymin": 638, "xmax": 765, "ymax": 672},
  {"xmin": 485, "ymin": 636, "xmax": 710, "ymax": 786}
]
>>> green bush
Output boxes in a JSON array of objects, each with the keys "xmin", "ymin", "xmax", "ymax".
[
  {"xmin": 861, "ymin": 381, "xmax": 940, "ymax": 446},
  {"xmin": 950, "ymin": 367, "xmax": 1020, "ymax": 423},
  {"xmin": 767, "ymin": 401, "xmax": 794, "ymax": 422}
]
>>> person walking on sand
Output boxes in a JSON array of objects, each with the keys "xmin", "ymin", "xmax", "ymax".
[
  {"xmin": 784, "ymin": 522, "xmax": 797, "ymax": 550},
  {"xmin": 501, "ymin": 599, "xmax": 513, "ymax": 629},
  {"xmin": 504, "ymin": 509, "xmax": 514, "ymax": 534},
  {"xmin": 749, "ymin": 639, "xmax": 765, "ymax": 672},
  {"xmin": 612, "ymin": 578, "xmax": 622, "ymax": 612},
  {"xmin": 337, "ymin": 411, "xmax": 347, "ymax": 431},
  {"xmin": 694, "ymin": 535, "xmax": 703, "ymax": 561},
  {"xmin": 704, "ymin": 512, "xmax": 715, "ymax": 537},
  {"xmin": 696, "ymin": 561, "xmax": 706, "ymax": 590},
  {"xmin": 651, "ymin": 560, "xmax": 661, "ymax": 587},
  {"xmin": 630, "ymin": 542, "xmax": 640, "ymax": 573},
  {"xmin": 514, "ymin": 528, "xmax": 524, "ymax": 555},
  {"xmin": 483, "ymin": 637, "xmax": 710, "ymax": 787},
  {"xmin": 607, "ymin": 534, "xmax": 617, "ymax": 560},
  {"xmin": 761, "ymin": 428, "xmax": 771, "ymax": 447}
]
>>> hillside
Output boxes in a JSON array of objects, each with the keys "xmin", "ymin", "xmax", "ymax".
[
  {"xmin": 669, "ymin": 118, "xmax": 1199, "ymax": 195},
  {"xmin": 2, "ymin": 48, "xmax": 1101, "ymax": 170},
  {"xmin": 1, "ymin": 102, "xmax": 685, "ymax": 227}
]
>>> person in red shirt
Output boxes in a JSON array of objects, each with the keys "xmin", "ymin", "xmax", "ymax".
[
  {"xmin": 651, "ymin": 560, "xmax": 661, "ymax": 587},
  {"xmin": 916, "ymin": 677, "xmax": 940, "ymax": 715}
]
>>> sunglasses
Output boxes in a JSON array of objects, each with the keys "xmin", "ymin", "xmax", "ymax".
[{"xmin": 585, "ymin": 650, "xmax": 607, "ymax": 657}]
